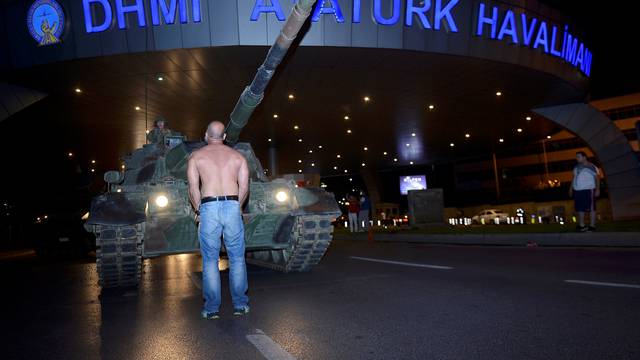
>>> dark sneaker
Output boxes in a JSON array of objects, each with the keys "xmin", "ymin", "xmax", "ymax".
[
  {"xmin": 587, "ymin": 226, "xmax": 596, "ymax": 232},
  {"xmin": 233, "ymin": 307, "xmax": 250, "ymax": 316},
  {"xmin": 576, "ymin": 225, "xmax": 588, "ymax": 232},
  {"xmin": 201, "ymin": 311, "xmax": 220, "ymax": 320}
]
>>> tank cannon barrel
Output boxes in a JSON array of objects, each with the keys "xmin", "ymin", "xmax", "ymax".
[{"xmin": 225, "ymin": 0, "xmax": 316, "ymax": 145}]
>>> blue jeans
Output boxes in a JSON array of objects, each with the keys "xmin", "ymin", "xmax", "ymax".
[{"xmin": 199, "ymin": 200, "xmax": 249, "ymax": 313}]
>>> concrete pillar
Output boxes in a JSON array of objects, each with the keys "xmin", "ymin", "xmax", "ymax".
[{"xmin": 268, "ymin": 145, "xmax": 279, "ymax": 177}]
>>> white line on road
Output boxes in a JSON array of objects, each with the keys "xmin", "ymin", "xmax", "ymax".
[
  {"xmin": 187, "ymin": 272, "xmax": 201, "ymax": 290},
  {"xmin": 565, "ymin": 280, "xmax": 640, "ymax": 289},
  {"xmin": 350, "ymin": 256, "xmax": 453, "ymax": 270},
  {"xmin": 247, "ymin": 329, "xmax": 296, "ymax": 360}
]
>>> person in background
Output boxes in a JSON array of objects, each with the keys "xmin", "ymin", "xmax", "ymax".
[
  {"xmin": 358, "ymin": 193, "xmax": 371, "ymax": 232},
  {"xmin": 569, "ymin": 151, "xmax": 600, "ymax": 232},
  {"xmin": 347, "ymin": 195, "xmax": 360, "ymax": 233}
]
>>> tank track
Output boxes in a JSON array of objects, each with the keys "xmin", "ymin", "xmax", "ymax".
[
  {"xmin": 92, "ymin": 224, "xmax": 144, "ymax": 288},
  {"xmin": 246, "ymin": 214, "xmax": 335, "ymax": 272}
]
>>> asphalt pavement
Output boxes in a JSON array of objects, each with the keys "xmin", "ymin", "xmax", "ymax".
[{"xmin": 1, "ymin": 239, "xmax": 639, "ymax": 360}]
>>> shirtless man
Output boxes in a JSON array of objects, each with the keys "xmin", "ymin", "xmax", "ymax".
[{"xmin": 187, "ymin": 121, "xmax": 250, "ymax": 320}]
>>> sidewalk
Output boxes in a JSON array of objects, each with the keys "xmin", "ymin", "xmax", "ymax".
[{"xmin": 334, "ymin": 232, "xmax": 640, "ymax": 247}]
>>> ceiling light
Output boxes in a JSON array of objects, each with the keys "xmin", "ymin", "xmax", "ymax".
[
  {"xmin": 268, "ymin": 138, "xmax": 272, "ymax": 142},
  {"xmin": 334, "ymin": 166, "xmax": 338, "ymax": 170},
  {"xmin": 344, "ymin": 115, "xmax": 350, "ymax": 120},
  {"xmin": 383, "ymin": 152, "xmax": 388, "ymax": 155},
  {"xmin": 298, "ymin": 160, "xmax": 302, "ymax": 163},
  {"xmin": 410, "ymin": 161, "xmax": 414, "ymax": 165},
  {"xmin": 273, "ymin": 114, "xmax": 279, "ymax": 118},
  {"xmin": 91, "ymin": 160, "xmax": 96, "ymax": 164},
  {"xmin": 135, "ymin": 106, "xmax": 141, "ymax": 111},
  {"xmin": 411, "ymin": 133, "xmax": 416, "ymax": 137},
  {"xmin": 363, "ymin": 147, "xmax": 368, "ymax": 151},
  {"xmin": 361, "ymin": 163, "xmax": 366, "ymax": 167},
  {"xmin": 294, "ymin": 125, "xmax": 299, "ymax": 130},
  {"xmin": 344, "ymin": 169, "xmax": 348, "ymax": 173},
  {"xmin": 393, "ymin": 158, "xmax": 398, "ymax": 162},
  {"xmin": 157, "ymin": 76, "xmax": 164, "ymax": 81},
  {"xmin": 347, "ymin": 129, "xmax": 352, "ymax": 134},
  {"xmin": 450, "ymin": 143, "xmax": 455, "ymax": 147},
  {"xmin": 406, "ymin": 143, "xmax": 410, "ymax": 147},
  {"xmin": 288, "ymin": 94, "xmax": 295, "ymax": 99},
  {"xmin": 67, "ymin": 152, "xmax": 73, "ymax": 157},
  {"xmin": 526, "ymin": 116, "xmax": 532, "ymax": 121},
  {"xmin": 311, "ymin": 163, "xmax": 315, "ymax": 167},
  {"xmin": 517, "ymin": 128, "xmax": 523, "ymax": 133},
  {"xmin": 499, "ymin": 138, "xmax": 504, "ymax": 143},
  {"xmin": 496, "ymin": 91, "xmax": 502, "ymax": 96},
  {"xmin": 337, "ymin": 154, "xmax": 341, "ymax": 158},
  {"xmin": 465, "ymin": 133, "xmax": 471, "ymax": 138},
  {"xmin": 298, "ymin": 169, "xmax": 302, "ymax": 173},
  {"xmin": 298, "ymin": 138, "xmax": 302, "ymax": 142},
  {"xmin": 318, "ymin": 145, "xmax": 323, "ymax": 149},
  {"xmin": 74, "ymin": 88, "xmax": 82, "ymax": 93},
  {"xmin": 363, "ymin": 96, "xmax": 370, "ymax": 102},
  {"xmin": 547, "ymin": 135, "xmax": 552, "ymax": 139},
  {"xmin": 428, "ymin": 105, "xmax": 435, "ymax": 110}
]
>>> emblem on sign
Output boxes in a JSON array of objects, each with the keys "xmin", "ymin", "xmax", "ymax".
[{"xmin": 26, "ymin": 0, "xmax": 65, "ymax": 46}]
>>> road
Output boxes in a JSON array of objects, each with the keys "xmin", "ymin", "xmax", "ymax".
[{"xmin": 1, "ymin": 239, "xmax": 639, "ymax": 359}]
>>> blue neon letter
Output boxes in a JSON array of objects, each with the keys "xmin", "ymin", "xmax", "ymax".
[
  {"xmin": 115, "ymin": 0, "xmax": 146, "ymax": 29},
  {"xmin": 353, "ymin": 0, "xmax": 361, "ymax": 23},
  {"xmin": 405, "ymin": 0, "xmax": 431, "ymax": 28},
  {"xmin": 564, "ymin": 33, "xmax": 578, "ymax": 64},
  {"xmin": 497, "ymin": 10, "xmax": 518, "ymax": 44},
  {"xmin": 192, "ymin": 0, "xmax": 201, "ymax": 22},
  {"xmin": 533, "ymin": 21, "xmax": 549, "ymax": 53},
  {"xmin": 150, "ymin": 0, "xmax": 187, "ymax": 25},
  {"xmin": 549, "ymin": 25, "xmax": 562, "ymax": 57},
  {"xmin": 434, "ymin": 0, "xmax": 459, "ymax": 32},
  {"xmin": 374, "ymin": 0, "xmax": 401, "ymax": 26},
  {"xmin": 83, "ymin": 0, "xmax": 113, "ymax": 33},
  {"xmin": 520, "ymin": 14, "xmax": 537, "ymax": 46},
  {"xmin": 312, "ymin": 0, "xmax": 345, "ymax": 23},
  {"xmin": 476, "ymin": 3, "xmax": 497, "ymax": 38},
  {"xmin": 250, "ymin": 0, "xmax": 286, "ymax": 21},
  {"xmin": 573, "ymin": 43, "xmax": 584, "ymax": 68}
]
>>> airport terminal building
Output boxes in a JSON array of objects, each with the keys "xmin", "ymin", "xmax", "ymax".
[{"xmin": 1, "ymin": 0, "xmax": 639, "ymax": 220}]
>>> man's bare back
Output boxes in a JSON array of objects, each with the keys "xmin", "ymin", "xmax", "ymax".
[{"xmin": 187, "ymin": 121, "xmax": 249, "ymax": 210}]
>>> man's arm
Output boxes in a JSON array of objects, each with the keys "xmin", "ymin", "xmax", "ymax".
[
  {"xmin": 569, "ymin": 168, "xmax": 575, "ymax": 197},
  {"xmin": 187, "ymin": 155, "xmax": 201, "ymax": 211},
  {"xmin": 238, "ymin": 156, "xmax": 250, "ymax": 206},
  {"xmin": 594, "ymin": 167, "xmax": 601, "ymax": 197}
]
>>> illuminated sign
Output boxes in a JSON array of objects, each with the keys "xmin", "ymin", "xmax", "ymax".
[
  {"xmin": 75, "ymin": 0, "xmax": 592, "ymax": 77},
  {"xmin": 400, "ymin": 175, "xmax": 427, "ymax": 195},
  {"xmin": 82, "ymin": 0, "xmax": 202, "ymax": 33},
  {"xmin": 249, "ymin": 0, "xmax": 591, "ymax": 77},
  {"xmin": 27, "ymin": 0, "xmax": 65, "ymax": 46}
]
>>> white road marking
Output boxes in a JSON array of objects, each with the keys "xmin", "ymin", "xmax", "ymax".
[
  {"xmin": 565, "ymin": 280, "xmax": 640, "ymax": 289},
  {"xmin": 350, "ymin": 256, "xmax": 453, "ymax": 270},
  {"xmin": 187, "ymin": 272, "xmax": 201, "ymax": 290},
  {"xmin": 247, "ymin": 329, "xmax": 296, "ymax": 360}
]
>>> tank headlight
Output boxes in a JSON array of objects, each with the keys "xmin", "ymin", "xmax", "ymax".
[
  {"xmin": 155, "ymin": 195, "xmax": 169, "ymax": 208},
  {"xmin": 275, "ymin": 191, "xmax": 289, "ymax": 203}
]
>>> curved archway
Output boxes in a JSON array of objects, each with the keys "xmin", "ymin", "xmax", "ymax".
[{"xmin": 533, "ymin": 103, "xmax": 640, "ymax": 220}]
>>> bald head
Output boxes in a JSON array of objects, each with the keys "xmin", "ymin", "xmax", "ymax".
[{"xmin": 206, "ymin": 121, "xmax": 226, "ymax": 143}]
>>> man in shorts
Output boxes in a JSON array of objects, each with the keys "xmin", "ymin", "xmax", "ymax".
[{"xmin": 569, "ymin": 151, "xmax": 600, "ymax": 232}]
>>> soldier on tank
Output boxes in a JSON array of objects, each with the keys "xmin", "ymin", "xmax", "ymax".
[{"xmin": 146, "ymin": 116, "xmax": 174, "ymax": 144}]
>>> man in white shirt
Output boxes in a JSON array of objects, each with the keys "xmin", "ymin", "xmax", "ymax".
[{"xmin": 569, "ymin": 151, "xmax": 600, "ymax": 232}]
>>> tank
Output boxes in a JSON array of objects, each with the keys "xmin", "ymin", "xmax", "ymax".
[{"xmin": 84, "ymin": 0, "xmax": 341, "ymax": 288}]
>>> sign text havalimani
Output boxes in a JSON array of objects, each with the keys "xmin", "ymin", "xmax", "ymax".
[{"xmin": 82, "ymin": 0, "xmax": 592, "ymax": 77}]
